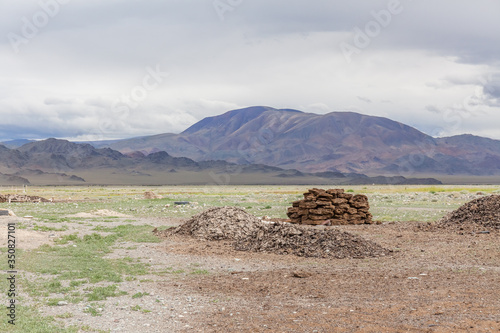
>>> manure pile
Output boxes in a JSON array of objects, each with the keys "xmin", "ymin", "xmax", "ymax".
[
  {"xmin": 235, "ymin": 222, "xmax": 389, "ymax": 259},
  {"xmin": 161, "ymin": 206, "xmax": 389, "ymax": 259},
  {"xmin": 438, "ymin": 195, "xmax": 500, "ymax": 231},
  {"xmin": 167, "ymin": 206, "xmax": 264, "ymax": 241}
]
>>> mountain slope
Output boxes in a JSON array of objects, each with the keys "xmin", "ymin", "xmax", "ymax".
[{"xmin": 105, "ymin": 106, "xmax": 500, "ymax": 175}]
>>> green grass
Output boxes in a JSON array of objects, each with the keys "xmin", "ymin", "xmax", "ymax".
[
  {"xmin": 55, "ymin": 312, "xmax": 74, "ymax": 319},
  {"xmin": 132, "ymin": 292, "xmax": 150, "ymax": 299},
  {"xmin": 83, "ymin": 304, "xmax": 104, "ymax": 317},
  {"xmin": 130, "ymin": 305, "xmax": 151, "ymax": 313},
  {"xmin": 33, "ymin": 224, "xmax": 69, "ymax": 232},
  {"xmin": 190, "ymin": 269, "xmax": 210, "ymax": 275},
  {"xmin": 19, "ymin": 232, "xmax": 151, "ymax": 298},
  {"xmin": 0, "ymin": 305, "xmax": 79, "ymax": 333},
  {"xmin": 92, "ymin": 224, "xmax": 162, "ymax": 243},
  {"xmin": 85, "ymin": 285, "xmax": 127, "ymax": 301}
]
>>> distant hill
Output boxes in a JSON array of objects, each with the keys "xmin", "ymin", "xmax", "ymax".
[
  {"xmin": 104, "ymin": 106, "xmax": 500, "ymax": 176},
  {"xmin": 0, "ymin": 139, "xmax": 35, "ymax": 149},
  {"xmin": 0, "ymin": 138, "xmax": 440, "ymax": 185}
]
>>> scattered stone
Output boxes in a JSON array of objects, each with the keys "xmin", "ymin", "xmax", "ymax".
[
  {"xmin": 292, "ymin": 271, "xmax": 312, "ymax": 278},
  {"xmin": 57, "ymin": 301, "xmax": 68, "ymax": 306}
]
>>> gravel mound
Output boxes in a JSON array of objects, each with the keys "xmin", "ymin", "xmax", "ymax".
[
  {"xmin": 162, "ymin": 206, "xmax": 389, "ymax": 259},
  {"xmin": 438, "ymin": 195, "xmax": 500, "ymax": 231}
]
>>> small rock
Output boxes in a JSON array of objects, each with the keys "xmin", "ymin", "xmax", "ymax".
[
  {"xmin": 57, "ymin": 301, "xmax": 68, "ymax": 306},
  {"xmin": 292, "ymin": 271, "xmax": 312, "ymax": 278}
]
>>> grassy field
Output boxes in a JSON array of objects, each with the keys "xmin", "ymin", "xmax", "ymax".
[
  {"xmin": 0, "ymin": 184, "xmax": 499, "ymax": 332},
  {"xmin": 2, "ymin": 184, "xmax": 499, "ymax": 222}
]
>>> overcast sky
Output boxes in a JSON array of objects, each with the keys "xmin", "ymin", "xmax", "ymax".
[{"xmin": 1, "ymin": 0, "xmax": 499, "ymax": 141}]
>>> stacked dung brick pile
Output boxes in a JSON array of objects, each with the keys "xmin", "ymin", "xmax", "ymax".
[
  {"xmin": 287, "ymin": 188, "xmax": 374, "ymax": 225},
  {"xmin": 0, "ymin": 194, "xmax": 50, "ymax": 203}
]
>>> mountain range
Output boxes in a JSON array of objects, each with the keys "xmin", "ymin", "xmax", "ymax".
[
  {"xmin": 2, "ymin": 105, "xmax": 499, "ymax": 185},
  {"xmin": 0, "ymin": 138, "xmax": 440, "ymax": 185},
  {"xmin": 100, "ymin": 106, "xmax": 500, "ymax": 177}
]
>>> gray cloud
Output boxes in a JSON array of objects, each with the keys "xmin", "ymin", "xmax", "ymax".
[
  {"xmin": 1, "ymin": 0, "xmax": 500, "ymax": 141},
  {"xmin": 483, "ymin": 74, "xmax": 500, "ymax": 100},
  {"xmin": 357, "ymin": 96, "xmax": 372, "ymax": 103}
]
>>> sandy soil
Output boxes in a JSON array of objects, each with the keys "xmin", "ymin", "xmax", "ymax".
[{"xmin": 0, "ymin": 217, "xmax": 54, "ymax": 250}]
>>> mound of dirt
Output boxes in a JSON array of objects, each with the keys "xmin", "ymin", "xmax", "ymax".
[
  {"xmin": 160, "ymin": 206, "xmax": 389, "ymax": 259},
  {"xmin": 438, "ymin": 195, "xmax": 500, "ymax": 231},
  {"xmin": 168, "ymin": 206, "xmax": 262, "ymax": 241},
  {"xmin": 68, "ymin": 209, "xmax": 131, "ymax": 218},
  {"xmin": 144, "ymin": 191, "xmax": 163, "ymax": 199}
]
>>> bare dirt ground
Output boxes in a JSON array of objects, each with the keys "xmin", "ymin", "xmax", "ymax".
[
  {"xmin": 2, "ymin": 215, "xmax": 499, "ymax": 332},
  {"xmin": 158, "ymin": 222, "xmax": 500, "ymax": 333}
]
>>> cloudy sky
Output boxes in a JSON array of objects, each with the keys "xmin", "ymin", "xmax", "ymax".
[{"xmin": 1, "ymin": 0, "xmax": 499, "ymax": 141}]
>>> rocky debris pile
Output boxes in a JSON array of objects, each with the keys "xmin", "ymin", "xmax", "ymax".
[
  {"xmin": 235, "ymin": 222, "xmax": 389, "ymax": 259},
  {"xmin": 159, "ymin": 206, "xmax": 389, "ymax": 259},
  {"xmin": 144, "ymin": 191, "xmax": 163, "ymax": 199},
  {"xmin": 287, "ymin": 188, "xmax": 374, "ymax": 225},
  {"xmin": 438, "ymin": 195, "xmax": 500, "ymax": 231},
  {"xmin": 0, "ymin": 194, "xmax": 50, "ymax": 203}
]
